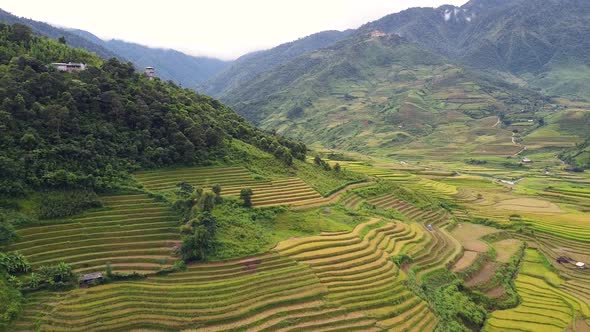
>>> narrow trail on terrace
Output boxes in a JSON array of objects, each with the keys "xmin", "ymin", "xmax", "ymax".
[{"xmin": 511, "ymin": 132, "xmax": 527, "ymax": 156}]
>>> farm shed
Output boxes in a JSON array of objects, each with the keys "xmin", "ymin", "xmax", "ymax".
[{"xmin": 80, "ymin": 272, "xmax": 104, "ymax": 286}]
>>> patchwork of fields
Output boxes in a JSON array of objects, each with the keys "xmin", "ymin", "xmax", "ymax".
[
  {"xmin": 485, "ymin": 249, "xmax": 590, "ymax": 332},
  {"xmin": 6, "ymin": 160, "xmax": 590, "ymax": 331}
]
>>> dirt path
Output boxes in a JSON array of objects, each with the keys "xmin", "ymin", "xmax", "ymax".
[
  {"xmin": 291, "ymin": 182, "xmax": 374, "ymax": 210},
  {"xmin": 511, "ymin": 132, "xmax": 527, "ymax": 156},
  {"xmin": 492, "ymin": 117, "xmax": 501, "ymax": 128},
  {"xmin": 465, "ymin": 261, "xmax": 496, "ymax": 287}
]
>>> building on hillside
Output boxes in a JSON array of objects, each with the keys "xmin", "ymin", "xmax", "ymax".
[
  {"xmin": 576, "ymin": 262, "xmax": 586, "ymax": 269},
  {"xmin": 51, "ymin": 62, "xmax": 86, "ymax": 72},
  {"xmin": 144, "ymin": 66, "xmax": 155, "ymax": 79},
  {"xmin": 370, "ymin": 30, "xmax": 386, "ymax": 38},
  {"xmin": 79, "ymin": 272, "xmax": 104, "ymax": 286},
  {"xmin": 522, "ymin": 157, "xmax": 532, "ymax": 163}
]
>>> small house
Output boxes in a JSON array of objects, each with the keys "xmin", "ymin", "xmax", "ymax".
[
  {"xmin": 80, "ymin": 272, "xmax": 104, "ymax": 286},
  {"xmin": 576, "ymin": 262, "xmax": 586, "ymax": 269},
  {"xmin": 144, "ymin": 66, "xmax": 155, "ymax": 79},
  {"xmin": 51, "ymin": 62, "xmax": 86, "ymax": 72},
  {"xmin": 522, "ymin": 157, "xmax": 532, "ymax": 163}
]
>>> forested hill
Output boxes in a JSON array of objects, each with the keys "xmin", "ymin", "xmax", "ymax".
[{"xmin": 0, "ymin": 23, "xmax": 305, "ymax": 195}]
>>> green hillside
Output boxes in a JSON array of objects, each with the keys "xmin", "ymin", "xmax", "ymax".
[
  {"xmin": 200, "ymin": 30, "xmax": 352, "ymax": 97},
  {"xmin": 359, "ymin": 0, "xmax": 590, "ymax": 100},
  {"xmin": 224, "ymin": 32, "xmax": 546, "ymax": 157},
  {"xmin": 0, "ymin": 23, "xmax": 305, "ymax": 195}
]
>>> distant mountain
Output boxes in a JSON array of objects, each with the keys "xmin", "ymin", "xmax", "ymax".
[
  {"xmin": 0, "ymin": 9, "xmax": 231, "ymax": 88},
  {"xmin": 0, "ymin": 9, "xmax": 119, "ymax": 59},
  {"xmin": 200, "ymin": 30, "xmax": 353, "ymax": 97},
  {"xmin": 102, "ymin": 39, "xmax": 231, "ymax": 88},
  {"xmin": 358, "ymin": 0, "xmax": 590, "ymax": 99},
  {"xmin": 223, "ymin": 31, "xmax": 545, "ymax": 156}
]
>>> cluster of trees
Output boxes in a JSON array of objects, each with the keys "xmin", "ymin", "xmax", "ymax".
[
  {"xmin": 313, "ymin": 156, "xmax": 341, "ymax": 172},
  {"xmin": 0, "ymin": 251, "xmax": 76, "ymax": 326},
  {"xmin": 174, "ymin": 182, "xmax": 222, "ymax": 262},
  {"xmin": 0, "ymin": 23, "xmax": 306, "ymax": 196},
  {"xmin": 0, "ymin": 252, "xmax": 77, "ymax": 291},
  {"xmin": 37, "ymin": 190, "xmax": 102, "ymax": 219},
  {"xmin": 410, "ymin": 269, "xmax": 487, "ymax": 332}
]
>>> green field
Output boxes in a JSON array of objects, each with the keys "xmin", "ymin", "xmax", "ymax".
[{"xmin": 485, "ymin": 249, "xmax": 590, "ymax": 332}]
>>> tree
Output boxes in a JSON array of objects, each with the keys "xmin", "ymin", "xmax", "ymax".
[
  {"xmin": 180, "ymin": 225, "xmax": 212, "ymax": 261},
  {"xmin": 314, "ymin": 156, "xmax": 322, "ymax": 166},
  {"xmin": 58, "ymin": 36, "xmax": 67, "ymax": 44},
  {"xmin": 200, "ymin": 192, "xmax": 216, "ymax": 212},
  {"xmin": 177, "ymin": 182, "xmax": 194, "ymax": 197},
  {"xmin": 212, "ymin": 184, "xmax": 222, "ymax": 203},
  {"xmin": 105, "ymin": 262, "xmax": 113, "ymax": 278},
  {"xmin": 240, "ymin": 188, "xmax": 253, "ymax": 207},
  {"xmin": 8, "ymin": 24, "xmax": 32, "ymax": 44},
  {"xmin": 334, "ymin": 163, "xmax": 341, "ymax": 172}
]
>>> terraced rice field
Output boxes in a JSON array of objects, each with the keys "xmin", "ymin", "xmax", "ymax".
[
  {"xmin": 276, "ymin": 218, "xmax": 438, "ymax": 331},
  {"xmin": 333, "ymin": 162, "xmax": 417, "ymax": 183},
  {"xmin": 485, "ymin": 249, "xmax": 590, "ymax": 332},
  {"xmin": 135, "ymin": 167, "xmax": 260, "ymax": 191},
  {"xmin": 339, "ymin": 192, "xmax": 364, "ymax": 210},
  {"xmin": 516, "ymin": 231, "xmax": 590, "ymax": 304},
  {"xmin": 135, "ymin": 167, "xmax": 324, "ymax": 207},
  {"xmin": 5, "ymin": 194, "xmax": 179, "ymax": 274},
  {"xmin": 366, "ymin": 195, "xmax": 462, "ymax": 277},
  {"xmin": 12, "ymin": 219, "xmax": 440, "ymax": 331},
  {"xmin": 19, "ymin": 254, "xmax": 330, "ymax": 331}
]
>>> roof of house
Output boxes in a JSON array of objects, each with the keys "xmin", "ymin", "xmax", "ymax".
[
  {"xmin": 80, "ymin": 272, "xmax": 104, "ymax": 281},
  {"xmin": 576, "ymin": 262, "xmax": 586, "ymax": 267}
]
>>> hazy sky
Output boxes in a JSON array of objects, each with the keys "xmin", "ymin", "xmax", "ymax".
[{"xmin": 0, "ymin": 0, "xmax": 467, "ymax": 60}]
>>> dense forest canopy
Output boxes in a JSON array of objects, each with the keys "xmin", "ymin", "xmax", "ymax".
[{"xmin": 0, "ymin": 23, "xmax": 306, "ymax": 195}]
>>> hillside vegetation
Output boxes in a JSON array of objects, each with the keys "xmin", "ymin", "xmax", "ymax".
[
  {"xmin": 0, "ymin": 23, "xmax": 305, "ymax": 195},
  {"xmin": 224, "ymin": 32, "xmax": 544, "ymax": 156},
  {"xmin": 201, "ymin": 29, "xmax": 352, "ymax": 97},
  {"xmin": 359, "ymin": 0, "xmax": 590, "ymax": 100}
]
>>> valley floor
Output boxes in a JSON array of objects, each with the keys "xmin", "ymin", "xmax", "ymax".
[{"xmin": 6, "ymin": 155, "xmax": 590, "ymax": 331}]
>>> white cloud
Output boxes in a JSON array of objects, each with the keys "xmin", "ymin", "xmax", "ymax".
[{"xmin": 0, "ymin": 0, "xmax": 467, "ymax": 59}]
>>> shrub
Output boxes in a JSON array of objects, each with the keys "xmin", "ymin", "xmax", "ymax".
[
  {"xmin": 240, "ymin": 188, "xmax": 253, "ymax": 208},
  {"xmin": 392, "ymin": 254, "xmax": 413, "ymax": 267},
  {"xmin": 0, "ymin": 275, "xmax": 23, "ymax": 328},
  {"xmin": 38, "ymin": 262, "xmax": 77, "ymax": 289},
  {"xmin": 0, "ymin": 252, "xmax": 31, "ymax": 274},
  {"xmin": 37, "ymin": 190, "xmax": 102, "ymax": 219}
]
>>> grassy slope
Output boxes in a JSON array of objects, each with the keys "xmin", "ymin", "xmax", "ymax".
[{"xmin": 225, "ymin": 33, "xmax": 553, "ymax": 161}]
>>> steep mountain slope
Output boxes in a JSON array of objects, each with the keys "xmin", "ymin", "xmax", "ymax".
[
  {"xmin": 200, "ymin": 30, "xmax": 353, "ymax": 97},
  {"xmin": 224, "ymin": 32, "xmax": 544, "ymax": 156},
  {"xmin": 358, "ymin": 0, "xmax": 590, "ymax": 99},
  {"xmin": 0, "ymin": 23, "xmax": 305, "ymax": 195},
  {"xmin": 0, "ymin": 9, "xmax": 231, "ymax": 88}
]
